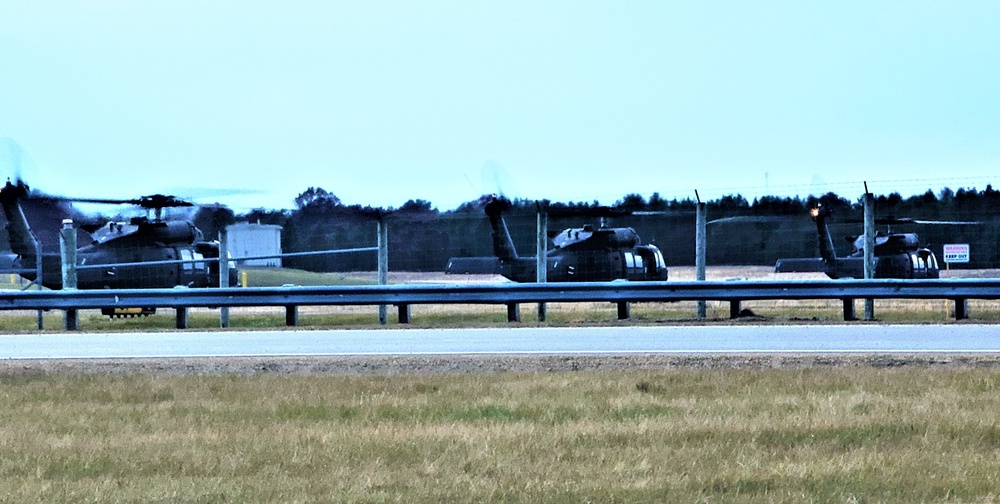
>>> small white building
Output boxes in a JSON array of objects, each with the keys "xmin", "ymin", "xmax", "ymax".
[{"xmin": 226, "ymin": 223, "xmax": 283, "ymax": 267}]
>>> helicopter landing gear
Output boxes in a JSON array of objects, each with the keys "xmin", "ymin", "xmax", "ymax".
[{"xmin": 101, "ymin": 307, "xmax": 156, "ymax": 319}]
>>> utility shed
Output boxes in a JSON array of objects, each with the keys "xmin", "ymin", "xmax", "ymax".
[{"xmin": 226, "ymin": 223, "xmax": 283, "ymax": 267}]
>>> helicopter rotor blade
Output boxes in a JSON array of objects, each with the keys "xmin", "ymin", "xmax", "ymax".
[
  {"xmin": 844, "ymin": 216, "xmax": 982, "ymax": 226},
  {"xmin": 44, "ymin": 194, "xmax": 195, "ymax": 210},
  {"xmin": 908, "ymin": 219, "xmax": 982, "ymax": 225},
  {"xmin": 706, "ymin": 216, "xmax": 787, "ymax": 225},
  {"xmin": 1, "ymin": 137, "xmax": 30, "ymax": 185},
  {"xmin": 629, "ymin": 210, "xmax": 682, "ymax": 216},
  {"xmin": 545, "ymin": 205, "xmax": 632, "ymax": 219},
  {"xmin": 50, "ymin": 196, "xmax": 138, "ymax": 205},
  {"xmin": 480, "ymin": 160, "xmax": 518, "ymax": 200}
]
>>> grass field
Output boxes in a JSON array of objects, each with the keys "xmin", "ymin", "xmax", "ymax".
[
  {"xmin": 3, "ymin": 267, "xmax": 999, "ymax": 502},
  {"xmin": 2, "ymin": 367, "xmax": 1000, "ymax": 502}
]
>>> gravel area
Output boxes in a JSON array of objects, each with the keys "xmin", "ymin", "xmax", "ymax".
[{"xmin": 5, "ymin": 354, "xmax": 1000, "ymax": 376}]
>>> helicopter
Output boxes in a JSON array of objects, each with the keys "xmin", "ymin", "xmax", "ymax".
[
  {"xmin": 0, "ymin": 178, "xmax": 238, "ymax": 297},
  {"xmin": 774, "ymin": 204, "xmax": 977, "ymax": 279},
  {"xmin": 446, "ymin": 196, "xmax": 668, "ymax": 282}
]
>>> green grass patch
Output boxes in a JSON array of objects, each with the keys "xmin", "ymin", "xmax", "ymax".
[{"xmin": 240, "ymin": 267, "xmax": 375, "ymax": 286}]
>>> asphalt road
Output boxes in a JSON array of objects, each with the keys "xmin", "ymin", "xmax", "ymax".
[{"xmin": 2, "ymin": 325, "xmax": 999, "ymax": 359}]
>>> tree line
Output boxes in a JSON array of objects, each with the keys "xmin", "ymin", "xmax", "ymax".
[{"xmin": 5, "ymin": 185, "xmax": 994, "ymax": 273}]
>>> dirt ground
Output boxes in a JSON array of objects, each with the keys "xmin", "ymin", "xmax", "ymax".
[{"xmin": 6, "ymin": 353, "xmax": 1000, "ymax": 377}]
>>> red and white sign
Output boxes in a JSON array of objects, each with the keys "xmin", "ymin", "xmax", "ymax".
[{"xmin": 943, "ymin": 243, "xmax": 970, "ymax": 263}]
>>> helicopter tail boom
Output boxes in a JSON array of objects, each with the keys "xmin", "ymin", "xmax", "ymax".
[
  {"xmin": 812, "ymin": 206, "xmax": 839, "ymax": 265},
  {"xmin": 0, "ymin": 180, "xmax": 40, "ymax": 261},
  {"xmin": 485, "ymin": 197, "xmax": 518, "ymax": 260}
]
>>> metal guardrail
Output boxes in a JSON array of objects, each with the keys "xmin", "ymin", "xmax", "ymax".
[{"xmin": 1, "ymin": 278, "xmax": 998, "ymax": 329}]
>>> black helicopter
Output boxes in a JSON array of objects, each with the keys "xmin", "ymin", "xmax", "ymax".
[
  {"xmin": 774, "ymin": 204, "xmax": 976, "ymax": 279},
  {"xmin": 0, "ymin": 178, "xmax": 237, "ymax": 293},
  {"xmin": 446, "ymin": 197, "xmax": 668, "ymax": 282}
]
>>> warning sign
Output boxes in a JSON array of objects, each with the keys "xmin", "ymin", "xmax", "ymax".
[{"xmin": 943, "ymin": 243, "xmax": 970, "ymax": 263}]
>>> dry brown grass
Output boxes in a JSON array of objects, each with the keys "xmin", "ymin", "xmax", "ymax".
[{"xmin": 3, "ymin": 368, "xmax": 1000, "ymax": 502}]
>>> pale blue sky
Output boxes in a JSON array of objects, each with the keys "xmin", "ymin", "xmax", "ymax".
[{"xmin": 2, "ymin": 1, "xmax": 998, "ymax": 211}]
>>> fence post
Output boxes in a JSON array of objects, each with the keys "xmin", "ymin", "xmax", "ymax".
[
  {"xmin": 59, "ymin": 219, "xmax": 78, "ymax": 331},
  {"xmin": 696, "ymin": 200, "xmax": 707, "ymax": 319},
  {"xmin": 219, "ymin": 228, "xmax": 230, "ymax": 328},
  {"xmin": 377, "ymin": 216, "xmax": 389, "ymax": 325},
  {"xmin": 59, "ymin": 220, "xmax": 77, "ymax": 290},
  {"xmin": 536, "ymin": 207, "xmax": 547, "ymax": 322},
  {"xmin": 863, "ymin": 190, "xmax": 875, "ymax": 321}
]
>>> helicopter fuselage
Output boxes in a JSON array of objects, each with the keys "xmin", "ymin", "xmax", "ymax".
[
  {"xmin": 1, "ymin": 179, "xmax": 236, "ymax": 290},
  {"xmin": 17, "ymin": 243, "xmax": 219, "ymax": 290},
  {"xmin": 812, "ymin": 248, "xmax": 940, "ymax": 279},
  {"xmin": 774, "ymin": 206, "xmax": 941, "ymax": 279},
  {"xmin": 488, "ymin": 242, "xmax": 668, "ymax": 283},
  {"xmin": 446, "ymin": 198, "xmax": 668, "ymax": 283}
]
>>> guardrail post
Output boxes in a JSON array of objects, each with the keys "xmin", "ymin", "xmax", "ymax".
[
  {"xmin": 843, "ymin": 299, "xmax": 856, "ymax": 321},
  {"xmin": 617, "ymin": 301, "xmax": 631, "ymax": 320},
  {"xmin": 175, "ymin": 308, "xmax": 189, "ymax": 329},
  {"xmin": 954, "ymin": 298, "xmax": 969, "ymax": 320},
  {"xmin": 285, "ymin": 305, "xmax": 298, "ymax": 326},
  {"xmin": 397, "ymin": 304, "xmax": 411, "ymax": 324},
  {"xmin": 730, "ymin": 300, "xmax": 741, "ymax": 319},
  {"xmin": 64, "ymin": 309, "xmax": 78, "ymax": 331},
  {"xmin": 506, "ymin": 303, "xmax": 520, "ymax": 323}
]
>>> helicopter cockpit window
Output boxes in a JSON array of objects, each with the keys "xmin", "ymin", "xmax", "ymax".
[
  {"xmin": 181, "ymin": 249, "xmax": 193, "ymax": 271},
  {"xmin": 625, "ymin": 252, "xmax": 635, "ymax": 269},
  {"xmin": 195, "ymin": 252, "xmax": 207, "ymax": 272}
]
